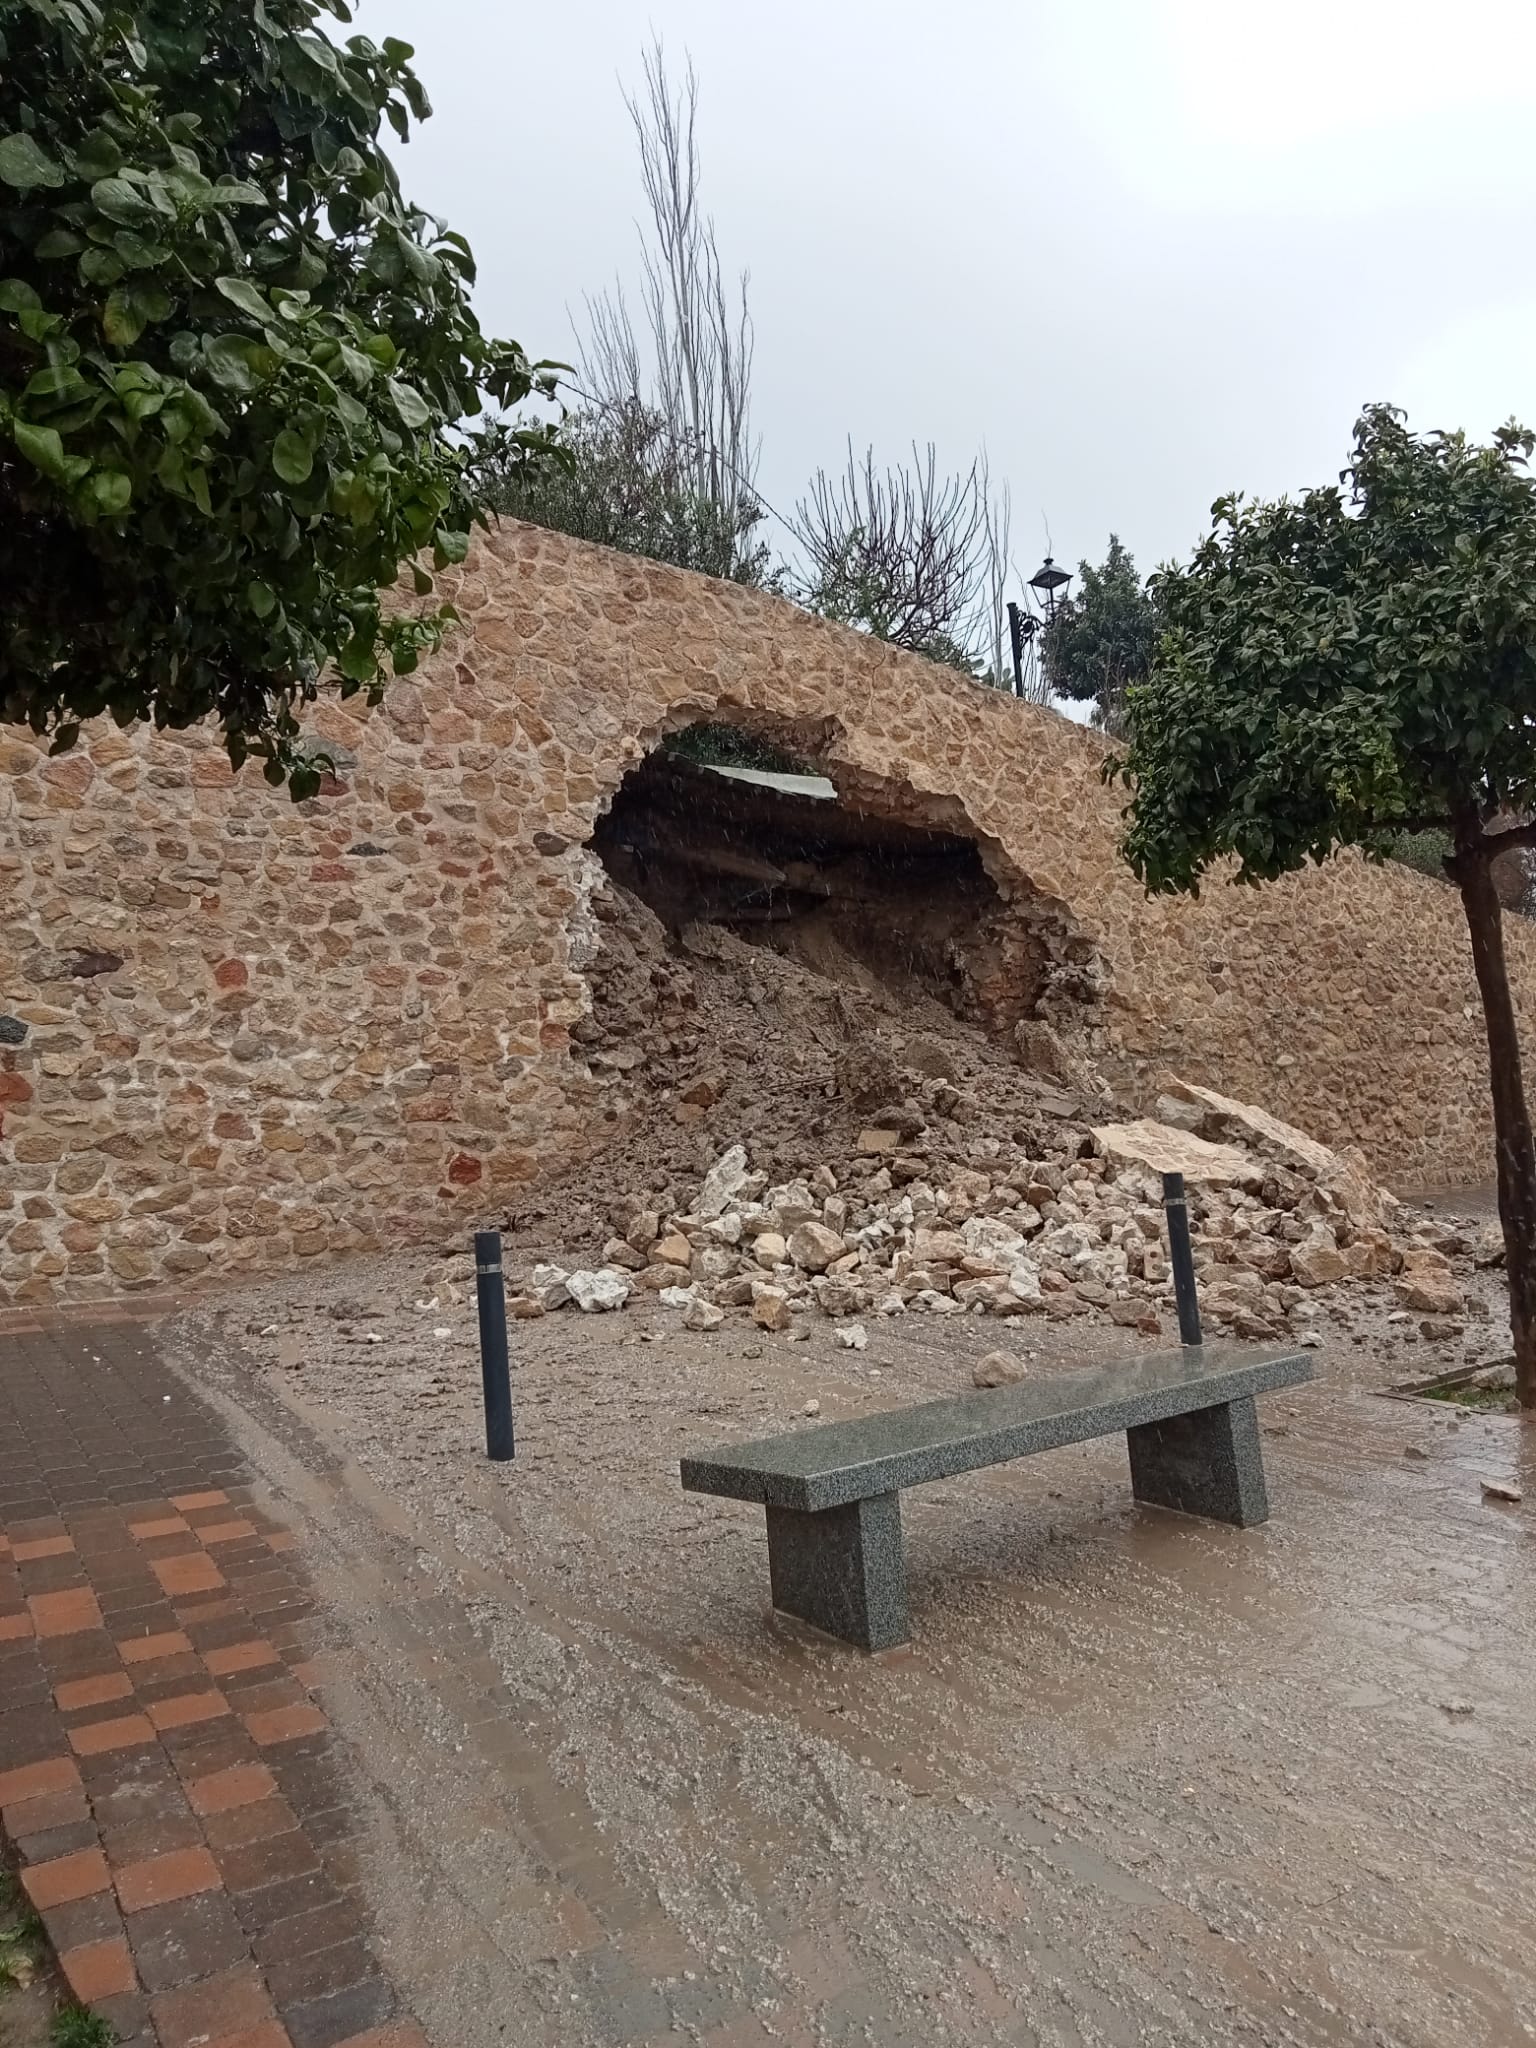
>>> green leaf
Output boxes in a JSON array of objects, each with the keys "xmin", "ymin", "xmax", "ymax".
[
  {"xmin": 17, "ymin": 306, "xmax": 61, "ymax": 342},
  {"xmin": 387, "ymin": 378, "xmax": 430, "ymax": 430},
  {"xmin": 34, "ymin": 228, "xmax": 84, "ymax": 259},
  {"xmin": 0, "ymin": 132, "xmax": 65, "ymax": 189},
  {"xmin": 247, "ymin": 579, "xmax": 277, "ymax": 617},
  {"xmin": 80, "ymin": 247, "xmax": 125, "ymax": 287},
  {"xmin": 24, "ymin": 364, "xmax": 90, "ymax": 403},
  {"xmin": 0, "ymin": 277, "xmax": 41, "ymax": 313},
  {"xmin": 215, "ymin": 276, "xmax": 271, "ymax": 323},
  {"xmin": 337, "ymin": 344, "xmax": 376, "ymax": 387},
  {"xmin": 336, "ymin": 631, "xmax": 376, "ymax": 682},
  {"xmin": 91, "ymin": 176, "xmax": 151, "ymax": 223},
  {"xmin": 90, "ymin": 469, "xmax": 132, "ymax": 515},
  {"xmin": 12, "ymin": 419, "xmax": 86, "ymax": 485},
  {"xmin": 211, "ymin": 178, "xmax": 266, "ymax": 206},
  {"xmin": 103, "ymin": 290, "xmax": 146, "ymax": 346},
  {"xmin": 272, "ymin": 429, "xmax": 314, "ymax": 483},
  {"xmin": 71, "ymin": 129, "xmax": 124, "ymax": 179},
  {"xmin": 203, "ymin": 332, "xmax": 270, "ymax": 392},
  {"xmin": 112, "ymin": 229, "xmax": 168, "ymax": 269}
]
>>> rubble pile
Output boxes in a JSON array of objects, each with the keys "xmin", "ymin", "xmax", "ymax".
[
  {"xmin": 499, "ymin": 879, "xmax": 1490, "ymax": 1351},
  {"xmin": 508, "ymin": 1083, "xmax": 1480, "ymax": 1346}
]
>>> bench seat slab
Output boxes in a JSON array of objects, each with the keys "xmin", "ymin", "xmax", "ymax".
[
  {"xmin": 1127, "ymin": 1394, "xmax": 1268, "ymax": 1527},
  {"xmin": 765, "ymin": 1492, "xmax": 908, "ymax": 1652}
]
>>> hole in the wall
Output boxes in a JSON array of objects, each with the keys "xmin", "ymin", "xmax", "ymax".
[{"xmin": 585, "ymin": 720, "xmax": 1103, "ymax": 1044}]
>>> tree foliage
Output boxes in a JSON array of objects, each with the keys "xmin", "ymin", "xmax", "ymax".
[
  {"xmin": 1040, "ymin": 533, "xmax": 1154, "ymax": 732},
  {"xmin": 1108, "ymin": 404, "xmax": 1536, "ymax": 1405},
  {"xmin": 480, "ymin": 395, "xmax": 772, "ymax": 585},
  {"xmin": 0, "ymin": 0, "xmax": 557, "ymax": 793}
]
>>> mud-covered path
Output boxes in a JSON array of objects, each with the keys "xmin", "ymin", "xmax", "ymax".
[{"xmin": 112, "ymin": 1265, "xmax": 1536, "ymax": 2048}]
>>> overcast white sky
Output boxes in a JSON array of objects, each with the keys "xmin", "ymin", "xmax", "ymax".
[{"xmin": 359, "ymin": 0, "xmax": 1536, "ymax": 585}]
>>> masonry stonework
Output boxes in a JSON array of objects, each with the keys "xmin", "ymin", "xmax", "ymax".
[{"xmin": 0, "ymin": 520, "xmax": 1525, "ymax": 1303}]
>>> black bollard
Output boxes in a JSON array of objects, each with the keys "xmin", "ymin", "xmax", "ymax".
[
  {"xmin": 474, "ymin": 1228, "xmax": 515, "ymax": 1461},
  {"xmin": 1160, "ymin": 1171, "xmax": 1203, "ymax": 1347}
]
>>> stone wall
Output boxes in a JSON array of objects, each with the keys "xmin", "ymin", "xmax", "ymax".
[{"xmin": 0, "ymin": 520, "xmax": 1525, "ymax": 1304}]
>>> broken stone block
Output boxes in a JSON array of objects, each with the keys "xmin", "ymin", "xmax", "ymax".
[
  {"xmin": 684, "ymin": 1297, "xmax": 726, "ymax": 1331},
  {"xmin": 565, "ymin": 1268, "xmax": 630, "ymax": 1313},
  {"xmin": 811, "ymin": 1274, "xmax": 866, "ymax": 1318},
  {"xmin": 634, "ymin": 1262, "xmax": 694, "ymax": 1291},
  {"xmin": 602, "ymin": 1237, "xmax": 648, "ymax": 1272},
  {"xmin": 1235, "ymin": 1237, "xmax": 1291, "ymax": 1281},
  {"xmin": 751, "ymin": 1286, "xmax": 792, "ymax": 1331},
  {"xmin": 530, "ymin": 1263, "xmax": 571, "ymax": 1309},
  {"xmin": 1109, "ymin": 1297, "xmax": 1162, "ymax": 1335},
  {"xmin": 960, "ymin": 1215, "xmax": 1028, "ymax": 1268},
  {"xmin": 913, "ymin": 1226, "xmax": 969, "ymax": 1266},
  {"xmin": 835, "ymin": 1323, "xmax": 869, "ymax": 1351},
  {"xmin": 1395, "ymin": 1272, "xmax": 1464, "ymax": 1316},
  {"xmin": 653, "ymin": 1231, "xmax": 693, "ymax": 1269},
  {"xmin": 1092, "ymin": 1119, "xmax": 1253, "ymax": 1186},
  {"xmin": 972, "ymin": 1349, "xmax": 1028, "ymax": 1387},
  {"xmin": 697, "ymin": 1144, "xmax": 750, "ymax": 1220},
  {"xmin": 857, "ymin": 1127, "xmax": 900, "ymax": 1155},
  {"xmin": 752, "ymin": 1231, "xmax": 788, "ymax": 1269},
  {"xmin": 624, "ymin": 1210, "xmax": 661, "ymax": 1254},
  {"xmin": 1289, "ymin": 1229, "xmax": 1347, "ymax": 1287},
  {"xmin": 787, "ymin": 1221, "xmax": 846, "ymax": 1272}
]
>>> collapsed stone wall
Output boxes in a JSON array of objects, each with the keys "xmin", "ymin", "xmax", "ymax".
[{"xmin": 0, "ymin": 518, "xmax": 1529, "ymax": 1304}]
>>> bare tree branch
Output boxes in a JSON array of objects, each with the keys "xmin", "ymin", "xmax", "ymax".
[
  {"xmin": 789, "ymin": 442, "xmax": 995, "ymax": 668},
  {"xmin": 574, "ymin": 40, "xmax": 760, "ymax": 572}
]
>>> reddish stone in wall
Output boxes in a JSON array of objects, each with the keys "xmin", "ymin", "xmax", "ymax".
[
  {"xmin": 446, "ymin": 1153, "xmax": 483, "ymax": 1186},
  {"xmin": 0, "ymin": 1072, "xmax": 33, "ymax": 1103},
  {"xmin": 213, "ymin": 959, "xmax": 248, "ymax": 989}
]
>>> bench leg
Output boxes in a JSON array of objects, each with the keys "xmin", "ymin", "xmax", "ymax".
[
  {"xmin": 764, "ymin": 1493, "xmax": 909, "ymax": 1651},
  {"xmin": 1127, "ymin": 1395, "xmax": 1269, "ymax": 1528}
]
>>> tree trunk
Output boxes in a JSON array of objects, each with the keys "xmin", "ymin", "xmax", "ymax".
[{"xmin": 1453, "ymin": 821, "xmax": 1536, "ymax": 1406}]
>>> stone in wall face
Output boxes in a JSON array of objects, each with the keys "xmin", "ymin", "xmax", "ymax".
[{"xmin": 0, "ymin": 519, "xmax": 1514, "ymax": 1302}]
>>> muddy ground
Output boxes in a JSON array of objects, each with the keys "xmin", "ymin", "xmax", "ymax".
[{"xmin": 163, "ymin": 1191, "xmax": 1536, "ymax": 2048}]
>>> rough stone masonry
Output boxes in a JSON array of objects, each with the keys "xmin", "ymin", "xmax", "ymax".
[{"xmin": 0, "ymin": 518, "xmax": 1531, "ymax": 1305}]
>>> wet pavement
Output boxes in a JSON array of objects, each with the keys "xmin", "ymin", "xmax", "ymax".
[
  {"xmin": 5, "ymin": 1295, "xmax": 1536, "ymax": 2047},
  {"xmin": 0, "ymin": 1311, "xmax": 424, "ymax": 2048}
]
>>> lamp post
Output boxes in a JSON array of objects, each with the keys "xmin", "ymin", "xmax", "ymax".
[{"xmin": 1005, "ymin": 556, "xmax": 1074, "ymax": 698}]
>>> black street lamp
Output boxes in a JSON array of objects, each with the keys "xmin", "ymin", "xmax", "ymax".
[
  {"xmin": 1005, "ymin": 556, "xmax": 1073, "ymax": 697},
  {"xmin": 1029, "ymin": 555, "xmax": 1072, "ymax": 618}
]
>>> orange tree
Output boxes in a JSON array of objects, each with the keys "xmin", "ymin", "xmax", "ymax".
[
  {"xmin": 1109, "ymin": 406, "xmax": 1536, "ymax": 1405},
  {"xmin": 1, "ymin": 0, "xmax": 558, "ymax": 793}
]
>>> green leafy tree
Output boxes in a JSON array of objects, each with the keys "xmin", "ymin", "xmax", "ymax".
[
  {"xmin": 479, "ymin": 396, "xmax": 774, "ymax": 586},
  {"xmin": 0, "ymin": 0, "xmax": 558, "ymax": 794},
  {"xmin": 1109, "ymin": 405, "xmax": 1536, "ymax": 1406},
  {"xmin": 1041, "ymin": 533, "xmax": 1155, "ymax": 733}
]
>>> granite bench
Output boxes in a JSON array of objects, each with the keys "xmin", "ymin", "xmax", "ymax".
[{"xmin": 680, "ymin": 1341, "xmax": 1313, "ymax": 1650}]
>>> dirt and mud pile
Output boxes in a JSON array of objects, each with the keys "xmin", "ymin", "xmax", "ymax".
[{"xmin": 503, "ymin": 875, "xmax": 1496, "ymax": 1352}]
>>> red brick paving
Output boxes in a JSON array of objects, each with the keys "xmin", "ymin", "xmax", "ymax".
[{"xmin": 0, "ymin": 1319, "xmax": 420, "ymax": 2047}]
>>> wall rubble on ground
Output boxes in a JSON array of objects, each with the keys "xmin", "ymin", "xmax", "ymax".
[{"xmin": 0, "ymin": 519, "xmax": 1528, "ymax": 1303}]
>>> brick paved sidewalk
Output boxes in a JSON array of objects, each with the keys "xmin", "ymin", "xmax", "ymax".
[{"xmin": 0, "ymin": 1315, "xmax": 426, "ymax": 2048}]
